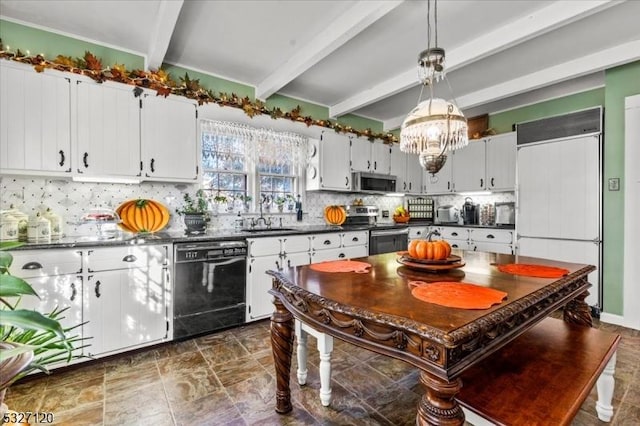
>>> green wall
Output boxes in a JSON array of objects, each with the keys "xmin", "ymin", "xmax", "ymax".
[
  {"xmin": 0, "ymin": 19, "xmax": 144, "ymax": 70},
  {"xmin": 603, "ymin": 61, "xmax": 640, "ymax": 314},
  {"xmin": 161, "ymin": 63, "xmax": 254, "ymax": 100}
]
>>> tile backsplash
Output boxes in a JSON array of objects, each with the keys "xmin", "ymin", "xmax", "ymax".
[{"xmin": 1, "ymin": 176, "xmax": 514, "ymax": 237}]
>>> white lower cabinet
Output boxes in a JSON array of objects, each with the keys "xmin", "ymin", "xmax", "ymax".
[
  {"xmin": 83, "ymin": 245, "xmax": 169, "ymax": 357},
  {"xmin": 247, "ymin": 235, "xmax": 311, "ymax": 321},
  {"xmin": 246, "ymin": 231, "xmax": 368, "ymax": 321},
  {"xmin": 8, "ymin": 245, "xmax": 170, "ymax": 363}
]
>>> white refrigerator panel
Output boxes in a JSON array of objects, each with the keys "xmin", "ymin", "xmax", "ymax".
[
  {"xmin": 517, "ymin": 135, "xmax": 600, "ymax": 240},
  {"xmin": 518, "ymin": 237, "xmax": 599, "ymax": 307}
]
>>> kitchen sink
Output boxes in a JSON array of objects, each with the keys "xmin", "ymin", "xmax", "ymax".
[{"xmin": 241, "ymin": 228, "xmax": 297, "ymax": 233}]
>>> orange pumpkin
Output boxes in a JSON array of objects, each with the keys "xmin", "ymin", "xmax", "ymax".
[
  {"xmin": 116, "ymin": 199, "xmax": 170, "ymax": 233},
  {"xmin": 408, "ymin": 240, "xmax": 420, "ymax": 258},
  {"xmin": 415, "ymin": 240, "xmax": 428, "ymax": 259},
  {"xmin": 324, "ymin": 205, "xmax": 346, "ymax": 225}
]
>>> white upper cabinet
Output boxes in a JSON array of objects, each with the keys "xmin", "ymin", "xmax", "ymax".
[
  {"xmin": 350, "ymin": 138, "xmax": 391, "ymax": 174},
  {"xmin": 76, "ymin": 80, "xmax": 141, "ymax": 178},
  {"xmin": 389, "ymin": 145, "xmax": 423, "ymax": 194},
  {"xmin": 485, "ymin": 132, "xmax": 516, "ymax": 191},
  {"xmin": 0, "ymin": 61, "xmax": 71, "ymax": 175},
  {"xmin": 307, "ymin": 131, "xmax": 351, "ymax": 191},
  {"xmin": 389, "ymin": 144, "xmax": 407, "ymax": 192},
  {"xmin": 452, "ymin": 133, "xmax": 516, "ymax": 192},
  {"xmin": 452, "ymin": 139, "xmax": 486, "ymax": 192},
  {"xmin": 424, "ymin": 155, "xmax": 453, "ymax": 194},
  {"xmin": 141, "ymin": 93, "xmax": 198, "ymax": 182}
]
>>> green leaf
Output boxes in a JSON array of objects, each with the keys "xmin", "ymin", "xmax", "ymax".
[
  {"xmin": 0, "ymin": 250, "xmax": 13, "ymax": 269},
  {"xmin": 0, "ymin": 274, "xmax": 39, "ymax": 298},
  {"xmin": 0, "ymin": 309, "xmax": 66, "ymax": 340},
  {"xmin": 0, "ymin": 241, "xmax": 23, "ymax": 251},
  {"xmin": 0, "ymin": 343, "xmax": 38, "ymax": 363}
]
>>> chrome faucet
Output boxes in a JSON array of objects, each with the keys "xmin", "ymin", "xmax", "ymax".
[{"xmin": 250, "ymin": 195, "xmax": 272, "ymax": 229}]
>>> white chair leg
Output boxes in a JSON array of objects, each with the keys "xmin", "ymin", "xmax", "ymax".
[
  {"xmin": 295, "ymin": 320, "xmax": 308, "ymax": 385},
  {"xmin": 317, "ymin": 332, "xmax": 333, "ymax": 407},
  {"xmin": 596, "ymin": 351, "xmax": 617, "ymax": 422}
]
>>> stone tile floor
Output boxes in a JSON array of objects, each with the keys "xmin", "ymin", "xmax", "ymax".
[{"xmin": 5, "ymin": 318, "xmax": 640, "ymax": 425}]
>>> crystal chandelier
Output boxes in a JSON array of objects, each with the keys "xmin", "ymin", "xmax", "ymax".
[{"xmin": 400, "ymin": 0, "xmax": 468, "ymax": 175}]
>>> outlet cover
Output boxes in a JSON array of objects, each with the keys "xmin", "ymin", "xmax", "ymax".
[{"xmin": 608, "ymin": 178, "xmax": 620, "ymax": 191}]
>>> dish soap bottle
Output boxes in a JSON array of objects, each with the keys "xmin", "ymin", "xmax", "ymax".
[
  {"xmin": 234, "ymin": 212, "xmax": 244, "ymax": 232},
  {"xmin": 295, "ymin": 195, "xmax": 303, "ymax": 222}
]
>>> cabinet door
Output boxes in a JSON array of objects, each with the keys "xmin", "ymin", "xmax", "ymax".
[
  {"xmin": 247, "ymin": 255, "xmax": 280, "ymax": 320},
  {"xmin": 248, "ymin": 237, "xmax": 282, "ymax": 257},
  {"xmin": 319, "ymin": 131, "xmax": 351, "ymax": 191},
  {"xmin": 486, "ymin": 133, "xmax": 516, "ymax": 191},
  {"xmin": 0, "ymin": 62, "xmax": 71, "ymax": 175},
  {"xmin": 342, "ymin": 231, "xmax": 368, "ymax": 247},
  {"xmin": 18, "ymin": 274, "xmax": 83, "ymax": 346},
  {"xmin": 371, "ymin": 141, "xmax": 391, "ymax": 174},
  {"xmin": 76, "ymin": 80, "xmax": 141, "ymax": 178},
  {"xmin": 311, "ymin": 233, "xmax": 341, "ymax": 250},
  {"xmin": 84, "ymin": 268, "xmax": 166, "ymax": 356},
  {"xmin": 405, "ymin": 155, "xmax": 424, "ymax": 194},
  {"xmin": 453, "ymin": 140, "xmax": 486, "ymax": 192},
  {"xmin": 141, "ymin": 94, "xmax": 198, "ymax": 181},
  {"xmin": 439, "ymin": 227, "xmax": 469, "ymax": 241},
  {"xmin": 469, "ymin": 229, "xmax": 513, "ymax": 244},
  {"xmin": 284, "ymin": 251, "xmax": 310, "ymax": 269},
  {"xmin": 424, "ymin": 157, "xmax": 452, "ymax": 194},
  {"xmin": 389, "ymin": 144, "xmax": 407, "ymax": 192},
  {"xmin": 310, "ymin": 247, "xmax": 344, "ymax": 263},
  {"xmin": 350, "ymin": 138, "xmax": 372, "ymax": 172}
]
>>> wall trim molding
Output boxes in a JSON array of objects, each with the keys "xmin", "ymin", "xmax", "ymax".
[{"xmin": 600, "ymin": 312, "xmax": 638, "ymax": 330}]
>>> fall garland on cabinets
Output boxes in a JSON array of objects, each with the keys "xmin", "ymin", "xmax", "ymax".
[{"xmin": 0, "ymin": 39, "xmax": 398, "ymax": 144}]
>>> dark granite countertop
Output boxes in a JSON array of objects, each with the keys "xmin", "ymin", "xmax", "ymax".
[{"xmin": 11, "ymin": 222, "xmax": 513, "ymax": 250}]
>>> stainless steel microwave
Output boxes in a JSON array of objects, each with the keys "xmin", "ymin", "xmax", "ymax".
[{"xmin": 352, "ymin": 172, "xmax": 397, "ymax": 194}]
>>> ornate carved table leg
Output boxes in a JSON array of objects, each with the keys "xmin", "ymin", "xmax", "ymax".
[
  {"xmin": 271, "ymin": 297, "xmax": 294, "ymax": 414},
  {"xmin": 416, "ymin": 371, "xmax": 464, "ymax": 426},
  {"xmin": 564, "ymin": 290, "xmax": 593, "ymax": 327}
]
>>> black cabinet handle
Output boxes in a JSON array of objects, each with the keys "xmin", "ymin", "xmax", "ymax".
[
  {"xmin": 95, "ymin": 280, "xmax": 101, "ymax": 298},
  {"xmin": 122, "ymin": 254, "xmax": 137, "ymax": 262},
  {"xmin": 403, "ymin": 182, "xmax": 407, "ymax": 190},
  {"xmin": 59, "ymin": 150, "xmax": 65, "ymax": 167},
  {"xmin": 338, "ymin": 253, "xmax": 345, "ymax": 258},
  {"xmin": 417, "ymin": 231, "xmax": 421, "ymax": 235},
  {"xmin": 352, "ymin": 237, "xmax": 358, "ymax": 242},
  {"xmin": 22, "ymin": 262, "xmax": 43, "ymax": 270},
  {"xmin": 491, "ymin": 177, "xmax": 495, "ymax": 187},
  {"xmin": 447, "ymin": 182, "xmax": 450, "ymax": 190},
  {"xmin": 287, "ymin": 259, "xmax": 291, "ymax": 268},
  {"xmin": 367, "ymin": 160, "xmax": 371, "ymax": 169},
  {"xmin": 275, "ymin": 260, "xmax": 281, "ymax": 270},
  {"xmin": 473, "ymin": 246, "xmax": 478, "ymax": 251},
  {"xmin": 83, "ymin": 152, "xmax": 89, "ymax": 168},
  {"xmin": 374, "ymin": 161, "xmax": 377, "ymax": 170},
  {"xmin": 324, "ymin": 240, "xmax": 331, "ymax": 245},
  {"xmin": 409, "ymin": 182, "xmax": 412, "ymax": 190},
  {"xmin": 480, "ymin": 178, "xmax": 484, "ymax": 188},
  {"xmin": 487, "ymin": 234, "xmax": 495, "ymax": 239},
  {"xmin": 452, "ymin": 244, "xmax": 458, "ymax": 248},
  {"xmin": 452, "ymin": 232, "xmax": 458, "ymax": 237},
  {"xmin": 345, "ymin": 176, "xmax": 349, "ymax": 187},
  {"xmin": 70, "ymin": 282, "xmax": 77, "ymax": 301},
  {"xmin": 150, "ymin": 158, "xmax": 155, "ymax": 173}
]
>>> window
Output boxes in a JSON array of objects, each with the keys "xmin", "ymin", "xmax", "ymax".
[{"xmin": 201, "ymin": 121, "xmax": 307, "ymax": 213}]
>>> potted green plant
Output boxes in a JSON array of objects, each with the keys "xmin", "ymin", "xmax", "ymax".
[
  {"xmin": 274, "ymin": 196, "xmax": 286, "ymax": 212},
  {"xmin": 213, "ymin": 194, "xmax": 228, "ymax": 214},
  {"xmin": 176, "ymin": 189, "xmax": 209, "ymax": 234},
  {"xmin": 285, "ymin": 194, "xmax": 296, "ymax": 212},
  {"xmin": 0, "ymin": 242, "xmax": 85, "ymax": 416}
]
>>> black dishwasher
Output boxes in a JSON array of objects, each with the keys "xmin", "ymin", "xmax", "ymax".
[{"xmin": 173, "ymin": 240, "xmax": 246, "ymax": 340}]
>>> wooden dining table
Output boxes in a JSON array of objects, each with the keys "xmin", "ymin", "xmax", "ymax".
[{"xmin": 267, "ymin": 250, "xmax": 595, "ymax": 425}]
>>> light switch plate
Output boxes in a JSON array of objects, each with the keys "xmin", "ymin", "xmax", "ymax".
[{"xmin": 608, "ymin": 178, "xmax": 620, "ymax": 191}]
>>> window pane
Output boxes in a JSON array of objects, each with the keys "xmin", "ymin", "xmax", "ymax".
[{"xmin": 260, "ymin": 176, "xmax": 272, "ymax": 191}]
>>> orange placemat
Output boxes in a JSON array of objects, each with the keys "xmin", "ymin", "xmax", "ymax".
[
  {"xmin": 496, "ymin": 263, "xmax": 569, "ymax": 278},
  {"xmin": 409, "ymin": 281, "xmax": 507, "ymax": 309},
  {"xmin": 309, "ymin": 260, "xmax": 372, "ymax": 273}
]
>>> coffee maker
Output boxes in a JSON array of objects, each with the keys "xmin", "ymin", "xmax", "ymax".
[{"xmin": 461, "ymin": 197, "xmax": 479, "ymax": 225}]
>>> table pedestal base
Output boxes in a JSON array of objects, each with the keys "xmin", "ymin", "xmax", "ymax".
[
  {"xmin": 417, "ymin": 372, "xmax": 465, "ymax": 426},
  {"xmin": 271, "ymin": 298, "xmax": 294, "ymax": 414}
]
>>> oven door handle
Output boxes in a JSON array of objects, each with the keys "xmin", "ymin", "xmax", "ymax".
[{"xmin": 370, "ymin": 229, "xmax": 409, "ymax": 237}]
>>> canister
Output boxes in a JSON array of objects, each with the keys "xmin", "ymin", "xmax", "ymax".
[
  {"xmin": 28, "ymin": 212, "xmax": 51, "ymax": 243},
  {"xmin": 8, "ymin": 207, "xmax": 29, "ymax": 242},
  {"xmin": 0, "ymin": 212, "xmax": 19, "ymax": 242},
  {"xmin": 44, "ymin": 208, "xmax": 63, "ymax": 240}
]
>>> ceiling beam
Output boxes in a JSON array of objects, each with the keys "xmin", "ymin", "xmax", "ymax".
[
  {"xmin": 383, "ymin": 39, "xmax": 640, "ymax": 131},
  {"xmin": 255, "ymin": 0, "xmax": 404, "ymax": 101},
  {"xmin": 146, "ymin": 0, "xmax": 184, "ymax": 71},
  {"xmin": 332, "ymin": 0, "xmax": 621, "ymax": 118}
]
